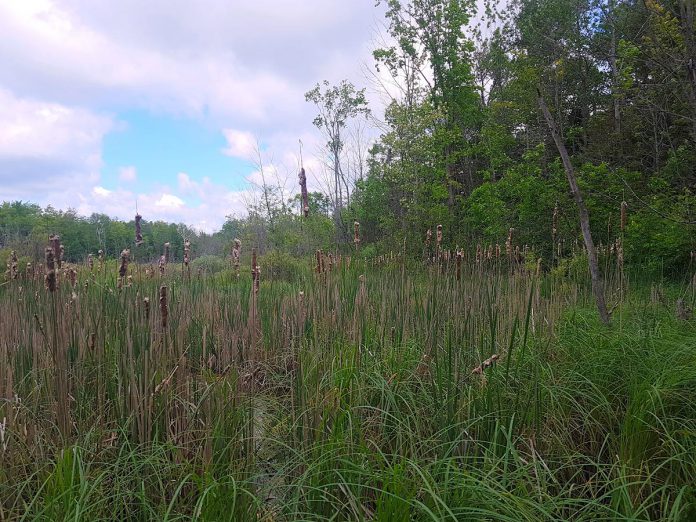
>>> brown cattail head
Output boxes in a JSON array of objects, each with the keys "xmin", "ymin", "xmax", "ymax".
[
  {"xmin": 425, "ymin": 229, "xmax": 432, "ymax": 248},
  {"xmin": 44, "ymin": 247, "xmax": 56, "ymax": 292},
  {"xmin": 620, "ymin": 201, "xmax": 628, "ymax": 232},
  {"xmin": 231, "ymin": 238, "xmax": 241, "ymax": 269},
  {"xmin": 9, "ymin": 251, "xmax": 18, "ymax": 280},
  {"xmin": 143, "ymin": 297, "xmax": 150, "ymax": 320},
  {"xmin": 26, "ymin": 262, "xmax": 33, "ymax": 280},
  {"xmin": 436, "ymin": 225, "xmax": 443, "ymax": 247},
  {"xmin": 159, "ymin": 285, "xmax": 168, "ymax": 328},
  {"xmin": 251, "ymin": 247, "xmax": 260, "ymax": 294},
  {"xmin": 456, "ymin": 251, "xmax": 462, "ymax": 281},
  {"xmin": 353, "ymin": 221, "xmax": 361, "ymax": 249},
  {"xmin": 119, "ymin": 249, "xmax": 130, "ymax": 279},
  {"xmin": 299, "ymin": 167, "xmax": 309, "ymax": 218},
  {"xmin": 87, "ymin": 253, "xmax": 94, "ymax": 271},
  {"xmin": 552, "ymin": 203, "xmax": 559, "ymax": 241},
  {"xmin": 50, "ymin": 235, "xmax": 62, "ymax": 269},
  {"xmin": 158, "ymin": 255, "xmax": 166, "ymax": 276},
  {"xmin": 183, "ymin": 239, "xmax": 191, "ymax": 267},
  {"xmin": 163, "ymin": 242, "xmax": 170, "ymax": 264},
  {"xmin": 315, "ymin": 249, "xmax": 323, "ymax": 274},
  {"xmin": 68, "ymin": 268, "xmax": 77, "ymax": 287},
  {"xmin": 135, "ymin": 213, "xmax": 143, "ymax": 245}
]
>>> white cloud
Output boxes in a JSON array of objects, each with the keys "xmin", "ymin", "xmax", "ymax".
[
  {"xmin": 155, "ymin": 193, "xmax": 184, "ymax": 209},
  {"xmin": 118, "ymin": 165, "xmax": 136, "ymax": 182},
  {"xmin": 92, "ymin": 186, "xmax": 111, "ymax": 197},
  {"xmin": 221, "ymin": 129, "xmax": 256, "ymax": 160}
]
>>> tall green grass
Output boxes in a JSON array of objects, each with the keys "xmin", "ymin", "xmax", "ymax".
[{"xmin": 0, "ymin": 255, "xmax": 694, "ymax": 520}]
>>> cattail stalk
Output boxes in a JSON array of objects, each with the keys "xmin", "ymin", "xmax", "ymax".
[{"xmin": 353, "ymin": 222, "xmax": 361, "ymax": 251}]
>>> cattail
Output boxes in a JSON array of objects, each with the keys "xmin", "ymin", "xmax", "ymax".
[
  {"xmin": 68, "ymin": 268, "xmax": 77, "ymax": 287},
  {"xmin": 505, "ymin": 228, "xmax": 514, "ymax": 258},
  {"xmin": 135, "ymin": 213, "xmax": 143, "ymax": 245},
  {"xmin": 159, "ymin": 286, "xmax": 168, "ymax": 328},
  {"xmin": 231, "ymin": 238, "xmax": 241, "ymax": 278},
  {"xmin": 98, "ymin": 249, "xmax": 104, "ymax": 271},
  {"xmin": 328, "ymin": 253, "xmax": 334, "ymax": 272},
  {"xmin": 44, "ymin": 247, "xmax": 56, "ymax": 292},
  {"xmin": 436, "ymin": 225, "xmax": 443, "ymax": 249},
  {"xmin": 26, "ymin": 262, "xmax": 33, "ymax": 280},
  {"xmin": 143, "ymin": 297, "xmax": 150, "ymax": 320},
  {"xmin": 353, "ymin": 221, "xmax": 361, "ymax": 250},
  {"xmin": 87, "ymin": 253, "xmax": 94, "ymax": 272},
  {"xmin": 119, "ymin": 249, "xmax": 130, "ymax": 279},
  {"xmin": 299, "ymin": 167, "xmax": 309, "ymax": 218},
  {"xmin": 620, "ymin": 201, "xmax": 628, "ymax": 232},
  {"xmin": 456, "ymin": 251, "xmax": 462, "ymax": 281},
  {"xmin": 158, "ymin": 255, "xmax": 166, "ymax": 276},
  {"xmin": 425, "ymin": 229, "xmax": 432, "ymax": 249},
  {"xmin": 251, "ymin": 247, "xmax": 260, "ymax": 294},
  {"xmin": 183, "ymin": 239, "xmax": 191, "ymax": 267},
  {"xmin": 536, "ymin": 258, "xmax": 542, "ymax": 277},
  {"xmin": 316, "ymin": 249, "xmax": 323, "ymax": 274},
  {"xmin": 163, "ymin": 242, "xmax": 170, "ymax": 264},
  {"xmin": 50, "ymin": 235, "xmax": 62, "ymax": 269},
  {"xmin": 552, "ymin": 203, "xmax": 559, "ymax": 242},
  {"xmin": 9, "ymin": 251, "xmax": 18, "ymax": 280}
]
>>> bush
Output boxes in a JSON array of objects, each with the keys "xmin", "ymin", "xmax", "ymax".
[
  {"xmin": 260, "ymin": 250, "xmax": 306, "ymax": 282},
  {"xmin": 191, "ymin": 255, "xmax": 227, "ymax": 275}
]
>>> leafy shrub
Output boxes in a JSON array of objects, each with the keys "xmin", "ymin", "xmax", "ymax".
[{"xmin": 191, "ymin": 255, "xmax": 227, "ymax": 275}]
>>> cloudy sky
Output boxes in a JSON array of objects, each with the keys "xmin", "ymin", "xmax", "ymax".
[{"xmin": 0, "ymin": 0, "xmax": 386, "ymax": 231}]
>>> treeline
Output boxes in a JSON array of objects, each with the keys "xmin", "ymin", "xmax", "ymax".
[{"xmin": 0, "ymin": 193, "xmax": 336, "ymax": 269}]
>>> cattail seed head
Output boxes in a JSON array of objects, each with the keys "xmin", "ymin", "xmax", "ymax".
[
  {"xmin": 143, "ymin": 297, "xmax": 150, "ymax": 320},
  {"xmin": 183, "ymin": 239, "xmax": 191, "ymax": 267},
  {"xmin": 353, "ymin": 221, "xmax": 361, "ymax": 250},
  {"xmin": 163, "ymin": 242, "xmax": 170, "ymax": 264},
  {"xmin": 44, "ymin": 247, "xmax": 56, "ymax": 292},
  {"xmin": 9, "ymin": 251, "xmax": 18, "ymax": 280},
  {"xmin": 552, "ymin": 203, "xmax": 559, "ymax": 241},
  {"xmin": 158, "ymin": 255, "xmax": 165, "ymax": 276},
  {"xmin": 135, "ymin": 213, "xmax": 143, "ymax": 245},
  {"xmin": 87, "ymin": 253, "xmax": 94, "ymax": 271},
  {"xmin": 68, "ymin": 268, "xmax": 77, "ymax": 287},
  {"xmin": 119, "ymin": 249, "xmax": 130, "ymax": 279},
  {"xmin": 436, "ymin": 225, "xmax": 443, "ymax": 246},
  {"xmin": 251, "ymin": 247, "xmax": 260, "ymax": 294},
  {"xmin": 620, "ymin": 201, "xmax": 628, "ymax": 232},
  {"xmin": 231, "ymin": 238, "xmax": 241, "ymax": 277},
  {"xmin": 159, "ymin": 286, "xmax": 168, "ymax": 328},
  {"xmin": 299, "ymin": 167, "xmax": 309, "ymax": 217}
]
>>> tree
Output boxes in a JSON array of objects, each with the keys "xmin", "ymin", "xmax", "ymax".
[{"xmin": 305, "ymin": 80, "xmax": 370, "ymax": 226}]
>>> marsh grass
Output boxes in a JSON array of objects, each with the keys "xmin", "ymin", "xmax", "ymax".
[{"xmin": 0, "ymin": 253, "xmax": 694, "ymax": 520}]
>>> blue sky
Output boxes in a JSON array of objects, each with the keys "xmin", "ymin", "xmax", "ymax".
[
  {"xmin": 0, "ymin": 0, "xmax": 384, "ymax": 231},
  {"xmin": 101, "ymin": 110, "xmax": 253, "ymax": 193}
]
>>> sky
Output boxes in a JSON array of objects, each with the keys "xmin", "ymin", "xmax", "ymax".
[{"xmin": 0, "ymin": 0, "xmax": 387, "ymax": 232}]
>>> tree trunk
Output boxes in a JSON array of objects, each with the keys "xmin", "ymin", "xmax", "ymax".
[{"xmin": 538, "ymin": 89, "xmax": 611, "ymax": 325}]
